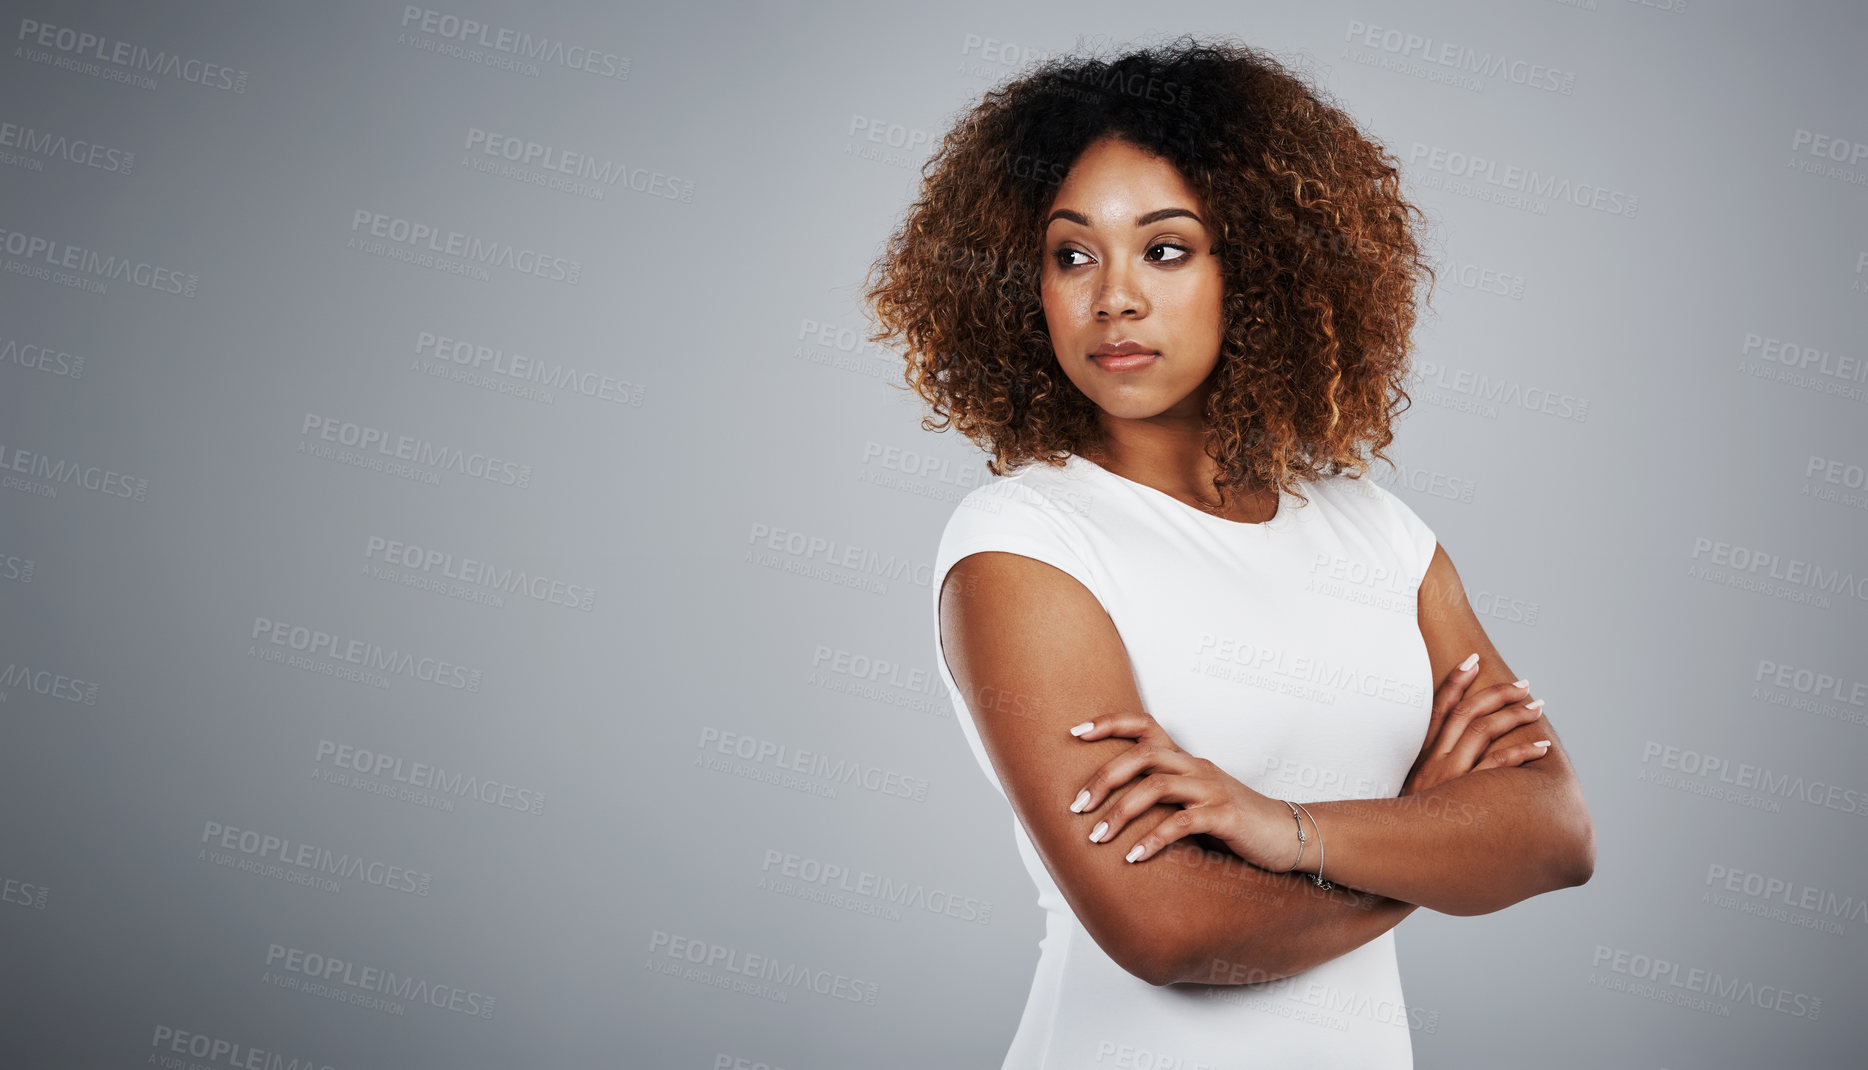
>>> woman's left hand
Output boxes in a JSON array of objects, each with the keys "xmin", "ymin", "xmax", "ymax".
[{"xmin": 1067, "ymin": 711, "xmax": 1296, "ymax": 871}]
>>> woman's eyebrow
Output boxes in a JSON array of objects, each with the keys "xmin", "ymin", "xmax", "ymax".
[{"xmin": 1045, "ymin": 207, "xmax": 1203, "ymax": 229}]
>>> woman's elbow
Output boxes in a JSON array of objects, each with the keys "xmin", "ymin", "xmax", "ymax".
[
  {"xmin": 1443, "ymin": 793, "xmax": 1595, "ymax": 917},
  {"xmin": 1557, "ymin": 796, "xmax": 1596, "ymax": 889},
  {"xmin": 1511, "ymin": 791, "xmax": 1596, "ymax": 908},
  {"xmin": 1105, "ymin": 931, "xmax": 1189, "ymax": 987},
  {"xmin": 1522, "ymin": 767, "xmax": 1596, "ymax": 894},
  {"xmin": 1106, "ymin": 931, "xmax": 1295, "ymax": 988},
  {"xmin": 1099, "ymin": 923, "xmax": 1227, "ymax": 987}
]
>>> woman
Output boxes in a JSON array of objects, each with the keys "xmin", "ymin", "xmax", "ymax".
[{"xmin": 863, "ymin": 37, "xmax": 1593, "ymax": 1068}]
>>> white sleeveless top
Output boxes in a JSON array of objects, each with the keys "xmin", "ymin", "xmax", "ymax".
[{"xmin": 930, "ymin": 452, "xmax": 1439, "ymax": 1069}]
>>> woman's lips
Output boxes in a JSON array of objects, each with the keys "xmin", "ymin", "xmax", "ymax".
[{"xmin": 1091, "ymin": 352, "xmax": 1159, "ymax": 372}]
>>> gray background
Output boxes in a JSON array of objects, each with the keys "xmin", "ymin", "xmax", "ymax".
[{"xmin": 1, "ymin": 0, "xmax": 1864, "ymax": 1066}]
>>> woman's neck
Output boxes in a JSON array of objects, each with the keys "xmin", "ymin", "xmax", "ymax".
[{"xmin": 1079, "ymin": 423, "xmax": 1277, "ymax": 523}]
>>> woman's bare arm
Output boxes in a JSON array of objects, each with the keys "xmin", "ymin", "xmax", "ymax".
[
  {"xmin": 940, "ymin": 551, "xmax": 1418, "ymax": 987},
  {"xmin": 1263, "ymin": 543, "xmax": 1596, "ymax": 914}
]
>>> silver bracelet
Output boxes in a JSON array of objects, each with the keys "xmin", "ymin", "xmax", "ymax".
[
  {"xmin": 1291, "ymin": 802, "xmax": 1332, "ymax": 890},
  {"xmin": 1278, "ymin": 799, "xmax": 1306, "ymax": 873}
]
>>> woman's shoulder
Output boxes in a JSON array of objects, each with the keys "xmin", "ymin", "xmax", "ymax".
[
  {"xmin": 949, "ymin": 455, "xmax": 1098, "ymax": 524},
  {"xmin": 1301, "ymin": 467, "xmax": 1397, "ymax": 510},
  {"xmin": 936, "ymin": 456, "xmax": 1106, "ymax": 592},
  {"xmin": 1303, "ymin": 467, "xmax": 1439, "ymax": 574}
]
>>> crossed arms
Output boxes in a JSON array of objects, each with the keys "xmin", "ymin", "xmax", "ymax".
[{"xmin": 936, "ymin": 543, "xmax": 1595, "ymax": 987}]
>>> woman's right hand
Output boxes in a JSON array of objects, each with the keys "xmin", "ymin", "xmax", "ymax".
[{"xmin": 1400, "ymin": 654, "xmax": 1550, "ymax": 797}]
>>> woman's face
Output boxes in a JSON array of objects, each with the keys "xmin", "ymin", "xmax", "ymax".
[{"xmin": 1040, "ymin": 136, "xmax": 1226, "ymax": 427}]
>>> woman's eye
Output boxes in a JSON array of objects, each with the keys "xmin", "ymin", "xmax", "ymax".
[{"xmin": 1053, "ymin": 245, "xmax": 1189, "ymax": 269}]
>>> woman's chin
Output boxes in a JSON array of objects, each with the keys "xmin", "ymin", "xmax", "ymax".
[{"xmin": 1086, "ymin": 393, "xmax": 1195, "ymax": 423}]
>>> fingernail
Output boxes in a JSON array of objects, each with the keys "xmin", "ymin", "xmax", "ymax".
[
  {"xmin": 1532, "ymin": 739, "xmax": 1550, "ymax": 747},
  {"xmin": 1070, "ymin": 789, "xmax": 1090, "ymax": 813},
  {"xmin": 1069, "ymin": 721, "xmax": 1094, "ymax": 736},
  {"xmin": 1125, "ymin": 845, "xmax": 1145, "ymax": 863},
  {"xmin": 1526, "ymin": 698, "xmax": 1545, "ymax": 711},
  {"xmin": 1458, "ymin": 652, "xmax": 1478, "ymax": 672},
  {"xmin": 1089, "ymin": 821, "xmax": 1108, "ymax": 843},
  {"xmin": 1512, "ymin": 678, "xmax": 1529, "ymax": 689}
]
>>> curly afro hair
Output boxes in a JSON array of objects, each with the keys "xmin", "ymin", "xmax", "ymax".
[{"xmin": 862, "ymin": 34, "xmax": 1436, "ymax": 503}]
